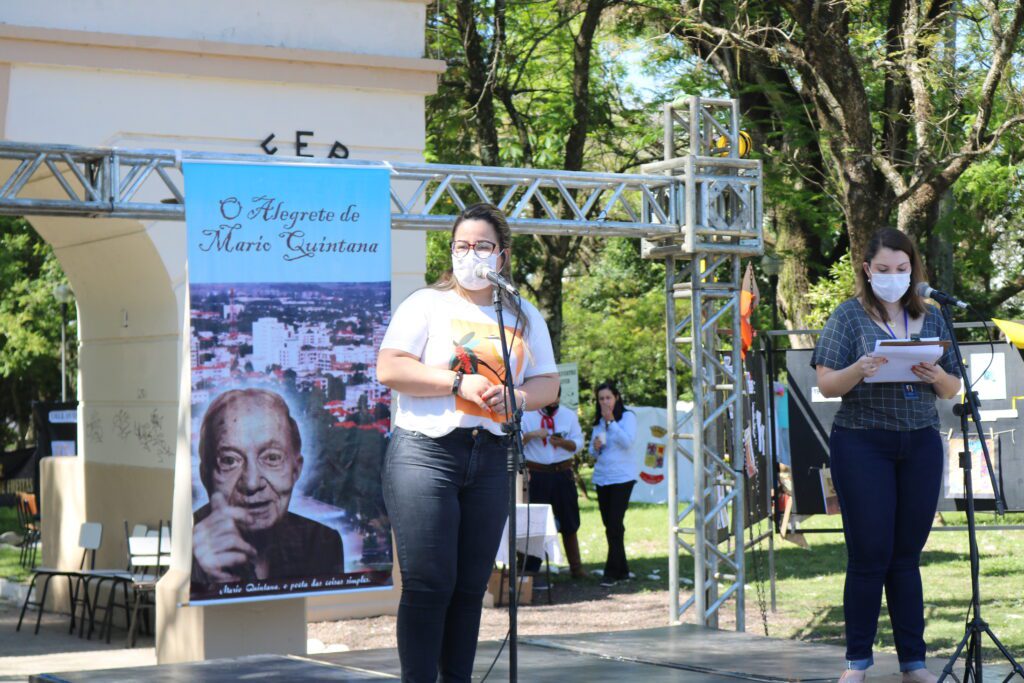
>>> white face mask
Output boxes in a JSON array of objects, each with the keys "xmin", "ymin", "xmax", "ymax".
[
  {"xmin": 869, "ymin": 272, "xmax": 911, "ymax": 303},
  {"xmin": 452, "ymin": 252, "xmax": 500, "ymax": 291}
]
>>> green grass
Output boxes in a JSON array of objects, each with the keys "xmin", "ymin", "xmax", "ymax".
[
  {"xmin": 0, "ymin": 546, "xmax": 31, "ymax": 583},
  {"xmin": 0, "ymin": 505, "xmax": 19, "ymax": 535},
  {"xmin": 556, "ymin": 470, "xmax": 1024, "ymax": 659},
  {"xmin": 0, "ymin": 505, "xmax": 32, "ymax": 583}
]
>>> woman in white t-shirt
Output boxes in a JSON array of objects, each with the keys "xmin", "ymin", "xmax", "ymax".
[{"xmin": 377, "ymin": 203, "xmax": 559, "ymax": 682}]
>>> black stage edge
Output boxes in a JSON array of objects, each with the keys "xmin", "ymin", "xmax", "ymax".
[{"xmin": 31, "ymin": 625, "xmax": 1014, "ymax": 682}]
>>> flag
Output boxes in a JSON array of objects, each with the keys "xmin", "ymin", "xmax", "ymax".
[{"xmin": 740, "ymin": 262, "xmax": 760, "ymax": 360}]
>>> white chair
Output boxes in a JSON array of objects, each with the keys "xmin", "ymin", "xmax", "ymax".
[{"xmin": 17, "ymin": 521, "xmax": 103, "ymax": 635}]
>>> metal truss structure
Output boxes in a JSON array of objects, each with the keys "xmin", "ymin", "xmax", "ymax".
[
  {"xmin": 641, "ymin": 97, "xmax": 764, "ymax": 629},
  {"xmin": 0, "ymin": 141, "xmax": 675, "ymax": 238},
  {"xmin": 0, "ymin": 95, "xmax": 762, "ymax": 629}
]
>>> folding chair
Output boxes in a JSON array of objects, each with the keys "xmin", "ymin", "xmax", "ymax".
[
  {"xmin": 94, "ymin": 521, "xmax": 170, "ymax": 646},
  {"xmin": 17, "ymin": 521, "xmax": 101, "ymax": 634}
]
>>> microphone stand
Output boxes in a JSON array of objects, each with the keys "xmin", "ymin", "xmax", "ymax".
[
  {"xmin": 936, "ymin": 303, "xmax": 1023, "ymax": 682},
  {"xmin": 492, "ymin": 284, "xmax": 524, "ymax": 682}
]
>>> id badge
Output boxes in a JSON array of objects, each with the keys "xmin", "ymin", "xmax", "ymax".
[{"xmin": 904, "ymin": 383, "xmax": 919, "ymax": 400}]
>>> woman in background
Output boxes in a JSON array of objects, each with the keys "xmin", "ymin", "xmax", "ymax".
[{"xmin": 588, "ymin": 381, "xmax": 637, "ymax": 588}]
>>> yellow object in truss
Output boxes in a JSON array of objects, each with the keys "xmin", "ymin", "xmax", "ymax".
[{"xmin": 992, "ymin": 318, "xmax": 1024, "ymax": 349}]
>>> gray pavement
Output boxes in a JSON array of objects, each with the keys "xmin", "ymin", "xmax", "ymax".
[{"xmin": 0, "ymin": 598, "xmax": 155, "ymax": 681}]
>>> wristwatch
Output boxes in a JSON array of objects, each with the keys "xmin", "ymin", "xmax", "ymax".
[{"xmin": 451, "ymin": 370, "xmax": 465, "ymax": 395}]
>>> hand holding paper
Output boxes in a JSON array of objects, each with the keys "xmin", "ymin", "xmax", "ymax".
[{"xmin": 864, "ymin": 340, "xmax": 947, "ymax": 383}]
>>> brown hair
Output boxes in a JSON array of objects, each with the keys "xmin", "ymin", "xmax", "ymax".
[
  {"xmin": 432, "ymin": 202, "xmax": 528, "ymax": 336},
  {"xmin": 858, "ymin": 227, "xmax": 927, "ymax": 323},
  {"xmin": 198, "ymin": 388, "xmax": 301, "ymax": 490}
]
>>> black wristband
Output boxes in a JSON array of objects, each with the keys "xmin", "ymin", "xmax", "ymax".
[{"xmin": 451, "ymin": 370, "xmax": 464, "ymax": 395}]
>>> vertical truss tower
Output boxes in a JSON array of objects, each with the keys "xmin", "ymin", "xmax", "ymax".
[{"xmin": 642, "ymin": 97, "xmax": 764, "ymax": 629}]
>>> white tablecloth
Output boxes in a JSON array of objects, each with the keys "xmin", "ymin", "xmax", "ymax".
[{"xmin": 494, "ymin": 503, "xmax": 564, "ymax": 566}]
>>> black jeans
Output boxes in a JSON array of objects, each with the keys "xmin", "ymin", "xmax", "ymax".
[
  {"xmin": 596, "ymin": 480, "xmax": 635, "ymax": 581},
  {"xmin": 829, "ymin": 425, "xmax": 943, "ymax": 671},
  {"xmin": 382, "ymin": 427, "xmax": 510, "ymax": 683}
]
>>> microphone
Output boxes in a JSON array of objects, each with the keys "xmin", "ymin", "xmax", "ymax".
[
  {"xmin": 474, "ymin": 263, "xmax": 520, "ymax": 296},
  {"xmin": 917, "ymin": 282, "xmax": 968, "ymax": 309}
]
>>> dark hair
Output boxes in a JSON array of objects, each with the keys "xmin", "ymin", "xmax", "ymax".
[
  {"xmin": 431, "ymin": 202, "xmax": 527, "ymax": 334},
  {"xmin": 592, "ymin": 381, "xmax": 626, "ymax": 425},
  {"xmin": 858, "ymin": 227, "xmax": 927, "ymax": 323},
  {"xmin": 198, "ymin": 388, "xmax": 301, "ymax": 491}
]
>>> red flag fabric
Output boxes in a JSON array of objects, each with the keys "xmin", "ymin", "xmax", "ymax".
[{"xmin": 740, "ymin": 262, "xmax": 760, "ymax": 360}]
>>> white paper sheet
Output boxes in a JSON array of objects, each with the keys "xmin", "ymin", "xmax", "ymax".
[
  {"xmin": 969, "ymin": 351, "xmax": 1006, "ymax": 401},
  {"xmin": 864, "ymin": 340, "xmax": 945, "ymax": 383}
]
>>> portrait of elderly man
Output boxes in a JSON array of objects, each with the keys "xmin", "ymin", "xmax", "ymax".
[{"xmin": 192, "ymin": 388, "xmax": 344, "ymax": 585}]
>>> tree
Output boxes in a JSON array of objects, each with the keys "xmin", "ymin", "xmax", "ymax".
[
  {"xmin": 0, "ymin": 218, "xmax": 76, "ymax": 450},
  {"xmin": 664, "ymin": 0, "xmax": 1024, "ymax": 307},
  {"xmin": 562, "ymin": 237, "xmax": 668, "ymax": 416},
  {"xmin": 426, "ymin": 0, "xmax": 662, "ymax": 359}
]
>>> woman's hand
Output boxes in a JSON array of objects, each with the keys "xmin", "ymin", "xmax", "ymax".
[
  {"xmin": 912, "ymin": 361, "xmax": 962, "ymax": 399},
  {"xmin": 480, "ymin": 383, "xmax": 525, "ymax": 416},
  {"xmin": 458, "ymin": 374, "xmax": 494, "ymax": 411},
  {"xmin": 911, "ymin": 361, "xmax": 945, "ymax": 384},
  {"xmin": 600, "ymin": 405, "xmax": 615, "ymax": 422},
  {"xmin": 855, "ymin": 353, "xmax": 887, "ymax": 380}
]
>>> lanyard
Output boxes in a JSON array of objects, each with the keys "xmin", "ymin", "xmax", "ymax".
[{"xmin": 883, "ymin": 308, "xmax": 909, "ymax": 339}]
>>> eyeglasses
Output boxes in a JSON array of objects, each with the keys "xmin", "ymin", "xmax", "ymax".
[{"xmin": 451, "ymin": 240, "xmax": 497, "ymax": 258}]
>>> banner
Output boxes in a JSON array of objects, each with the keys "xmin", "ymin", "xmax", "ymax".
[
  {"xmin": 628, "ymin": 403, "xmax": 694, "ymax": 504},
  {"xmin": 556, "ymin": 362, "xmax": 580, "ymax": 410},
  {"xmin": 185, "ymin": 161, "xmax": 392, "ymax": 604}
]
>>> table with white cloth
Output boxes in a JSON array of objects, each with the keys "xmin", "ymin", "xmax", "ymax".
[{"xmin": 494, "ymin": 503, "xmax": 565, "ymax": 567}]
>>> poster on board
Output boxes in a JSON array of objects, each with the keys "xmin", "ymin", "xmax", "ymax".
[{"xmin": 185, "ymin": 161, "xmax": 393, "ymax": 604}]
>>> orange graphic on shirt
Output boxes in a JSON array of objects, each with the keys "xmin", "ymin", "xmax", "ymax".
[{"xmin": 449, "ymin": 319, "xmax": 526, "ymax": 419}]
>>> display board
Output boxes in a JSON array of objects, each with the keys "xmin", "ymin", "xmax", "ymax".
[{"xmin": 785, "ymin": 342, "xmax": 1024, "ymax": 513}]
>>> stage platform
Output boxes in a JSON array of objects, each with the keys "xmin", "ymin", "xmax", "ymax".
[{"xmin": 31, "ymin": 624, "xmax": 1015, "ymax": 682}]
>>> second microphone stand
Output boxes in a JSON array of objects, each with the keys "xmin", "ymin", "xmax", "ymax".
[
  {"xmin": 936, "ymin": 303, "xmax": 1023, "ymax": 682},
  {"xmin": 492, "ymin": 284, "xmax": 525, "ymax": 682}
]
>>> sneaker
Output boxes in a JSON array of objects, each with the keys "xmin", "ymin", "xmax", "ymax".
[
  {"xmin": 599, "ymin": 579, "xmax": 618, "ymax": 587},
  {"xmin": 838, "ymin": 670, "xmax": 866, "ymax": 682}
]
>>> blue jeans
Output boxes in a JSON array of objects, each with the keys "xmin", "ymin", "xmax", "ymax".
[
  {"xmin": 830, "ymin": 425, "xmax": 943, "ymax": 673},
  {"xmin": 382, "ymin": 427, "xmax": 510, "ymax": 683}
]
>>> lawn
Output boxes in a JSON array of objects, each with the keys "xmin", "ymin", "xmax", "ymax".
[
  {"xmin": 563, "ymin": 473, "xmax": 1024, "ymax": 659},
  {"xmin": 0, "ymin": 505, "xmax": 32, "ymax": 583}
]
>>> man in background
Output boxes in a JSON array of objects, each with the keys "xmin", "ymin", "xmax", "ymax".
[{"xmin": 522, "ymin": 389, "xmax": 585, "ymax": 578}]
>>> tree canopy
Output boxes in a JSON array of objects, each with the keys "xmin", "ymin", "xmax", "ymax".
[{"xmin": 0, "ymin": 217, "xmax": 76, "ymax": 450}]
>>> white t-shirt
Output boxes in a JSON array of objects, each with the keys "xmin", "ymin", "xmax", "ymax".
[{"xmin": 380, "ymin": 288, "xmax": 557, "ymax": 437}]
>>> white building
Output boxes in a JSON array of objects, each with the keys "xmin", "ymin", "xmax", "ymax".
[
  {"xmin": 1, "ymin": 0, "xmax": 440, "ymax": 664},
  {"xmin": 252, "ymin": 317, "xmax": 289, "ymax": 371}
]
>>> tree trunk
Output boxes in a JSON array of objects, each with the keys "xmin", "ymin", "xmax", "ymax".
[{"xmin": 455, "ymin": 0, "xmax": 501, "ymax": 166}]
